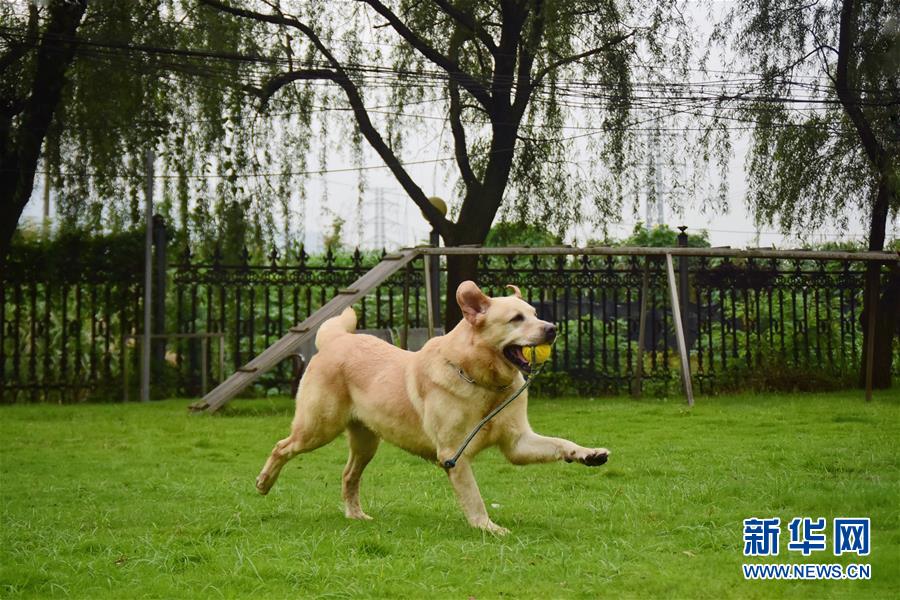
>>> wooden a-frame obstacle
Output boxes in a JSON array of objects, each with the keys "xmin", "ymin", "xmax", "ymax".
[
  {"xmin": 188, "ymin": 248, "xmax": 419, "ymax": 412},
  {"xmin": 192, "ymin": 246, "xmax": 897, "ymax": 413}
]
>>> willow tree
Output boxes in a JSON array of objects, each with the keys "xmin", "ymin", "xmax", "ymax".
[
  {"xmin": 0, "ymin": 0, "xmax": 292, "ymax": 266},
  {"xmin": 199, "ymin": 0, "xmax": 689, "ymax": 326},
  {"xmin": 718, "ymin": 0, "xmax": 899, "ymax": 387},
  {"xmin": 1, "ymin": 0, "xmax": 85, "ymax": 266}
]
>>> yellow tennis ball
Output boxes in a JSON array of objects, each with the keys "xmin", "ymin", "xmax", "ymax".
[{"xmin": 522, "ymin": 344, "xmax": 552, "ymax": 365}]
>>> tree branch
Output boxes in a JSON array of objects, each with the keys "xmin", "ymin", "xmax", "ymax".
[
  {"xmin": 512, "ymin": 0, "xmax": 546, "ymax": 119},
  {"xmin": 835, "ymin": 0, "xmax": 886, "ymax": 170},
  {"xmin": 487, "ymin": 0, "xmax": 526, "ymax": 111},
  {"xmin": 431, "ymin": 0, "xmax": 498, "ymax": 55},
  {"xmin": 532, "ymin": 29, "xmax": 636, "ymax": 84},
  {"xmin": 447, "ymin": 28, "xmax": 479, "ymax": 190},
  {"xmin": 835, "ymin": 0, "xmax": 893, "ymax": 252},
  {"xmin": 0, "ymin": 3, "xmax": 38, "ymax": 74},
  {"xmin": 326, "ymin": 75, "xmax": 454, "ymax": 237},
  {"xmin": 259, "ymin": 68, "xmax": 338, "ymax": 104},
  {"xmin": 199, "ymin": 0, "xmax": 337, "ymax": 65},
  {"xmin": 200, "ymin": 0, "xmax": 452, "ymax": 236},
  {"xmin": 358, "ymin": 0, "xmax": 494, "ymax": 109}
]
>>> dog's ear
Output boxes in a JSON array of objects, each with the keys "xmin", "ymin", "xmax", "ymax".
[
  {"xmin": 505, "ymin": 284, "xmax": 522, "ymax": 299},
  {"xmin": 456, "ymin": 281, "xmax": 490, "ymax": 326}
]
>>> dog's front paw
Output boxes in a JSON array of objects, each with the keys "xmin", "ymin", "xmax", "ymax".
[
  {"xmin": 581, "ymin": 448, "xmax": 610, "ymax": 466},
  {"xmin": 565, "ymin": 447, "xmax": 610, "ymax": 466},
  {"xmin": 478, "ymin": 521, "xmax": 510, "ymax": 536}
]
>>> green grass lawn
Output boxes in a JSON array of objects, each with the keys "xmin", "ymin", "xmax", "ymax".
[{"xmin": 1, "ymin": 390, "xmax": 898, "ymax": 599}]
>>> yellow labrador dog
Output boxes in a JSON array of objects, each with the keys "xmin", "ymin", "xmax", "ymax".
[{"xmin": 255, "ymin": 281, "xmax": 610, "ymax": 534}]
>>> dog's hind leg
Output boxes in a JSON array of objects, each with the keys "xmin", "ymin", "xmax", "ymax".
[
  {"xmin": 342, "ymin": 421, "xmax": 380, "ymax": 520},
  {"xmin": 255, "ymin": 378, "xmax": 349, "ymax": 495}
]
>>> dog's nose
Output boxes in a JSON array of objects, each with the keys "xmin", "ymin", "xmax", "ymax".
[{"xmin": 544, "ymin": 324, "xmax": 557, "ymax": 342}]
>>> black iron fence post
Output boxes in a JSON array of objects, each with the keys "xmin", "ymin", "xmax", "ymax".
[
  {"xmin": 677, "ymin": 226, "xmax": 689, "ymax": 343},
  {"xmin": 152, "ymin": 215, "xmax": 167, "ymax": 376}
]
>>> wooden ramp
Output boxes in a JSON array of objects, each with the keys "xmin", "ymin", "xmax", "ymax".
[{"xmin": 190, "ymin": 249, "xmax": 419, "ymax": 413}]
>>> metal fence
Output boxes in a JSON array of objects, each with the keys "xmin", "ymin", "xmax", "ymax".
[
  {"xmin": 466, "ymin": 253, "xmax": 883, "ymax": 394},
  {"xmin": 1, "ymin": 237, "xmax": 895, "ymax": 402},
  {"xmin": 1, "ymin": 257, "xmax": 144, "ymax": 402},
  {"xmin": 169, "ymin": 245, "xmax": 431, "ymax": 396}
]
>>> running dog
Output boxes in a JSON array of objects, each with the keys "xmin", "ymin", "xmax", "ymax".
[{"xmin": 255, "ymin": 281, "xmax": 609, "ymax": 534}]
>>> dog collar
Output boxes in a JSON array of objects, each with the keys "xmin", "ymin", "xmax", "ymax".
[{"xmin": 448, "ymin": 361, "xmax": 514, "ymax": 392}]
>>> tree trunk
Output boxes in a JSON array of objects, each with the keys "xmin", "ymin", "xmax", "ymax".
[
  {"xmin": 442, "ymin": 180, "xmax": 509, "ymax": 329},
  {"xmin": 444, "ymin": 253, "xmax": 478, "ymax": 328},
  {"xmin": 0, "ymin": 0, "xmax": 85, "ymax": 269}
]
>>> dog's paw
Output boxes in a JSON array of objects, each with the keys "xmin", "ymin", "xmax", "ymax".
[
  {"xmin": 345, "ymin": 508, "xmax": 374, "ymax": 521},
  {"xmin": 581, "ymin": 448, "xmax": 610, "ymax": 467},
  {"xmin": 479, "ymin": 521, "xmax": 510, "ymax": 536},
  {"xmin": 255, "ymin": 473, "xmax": 272, "ymax": 495},
  {"xmin": 565, "ymin": 447, "xmax": 610, "ymax": 466}
]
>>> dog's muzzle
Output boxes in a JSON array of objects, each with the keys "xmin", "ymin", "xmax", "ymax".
[{"xmin": 543, "ymin": 324, "xmax": 557, "ymax": 343}]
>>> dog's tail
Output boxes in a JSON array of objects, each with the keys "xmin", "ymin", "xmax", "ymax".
[{"xmin": 315, "ymin": 307, "xmax": 357, "ymax": 350}]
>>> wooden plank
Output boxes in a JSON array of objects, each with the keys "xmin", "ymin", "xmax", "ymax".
[
  {"xmin": 666, "ymin": 253, "xmax": 695, "ymax": 407},
  {"xmin": 400, "ymin": 262, "xmax": 410, "ymax": 350},
  {"xmin": 195, "ymin": 248, "xmax": 420, "ymax": 413},
  {"xmin": 423, "ymin": 254, "xmax": 434, "ymax": 340},
  {"xmin": 416, "ymin": 246, "xmax": 899, "ymax": 262}
]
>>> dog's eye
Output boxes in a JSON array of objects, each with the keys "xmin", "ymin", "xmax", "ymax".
[{"xmin": 509, "ymin": 313, "xmax": 524, "ymax": 323}]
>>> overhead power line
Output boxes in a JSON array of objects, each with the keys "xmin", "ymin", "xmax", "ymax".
[
  {"xmin": 2, "ymin": 25, "xmax": 895, "ymax": 107},
  {"xmin": 40, "ymin": 155, "xmax": 460, "ymax": 181}
]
